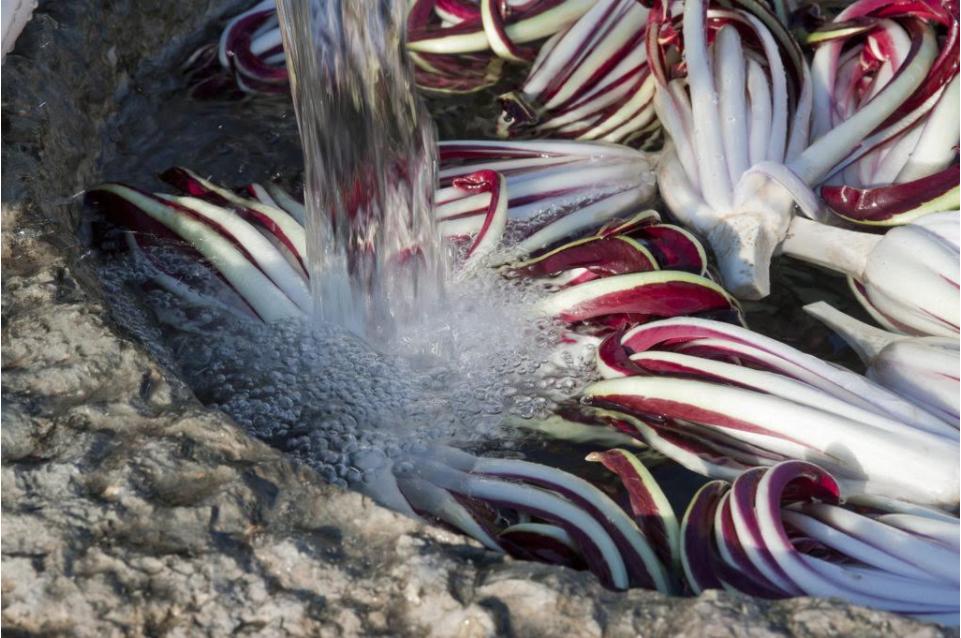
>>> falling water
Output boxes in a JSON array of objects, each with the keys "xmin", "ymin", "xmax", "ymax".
[{"xmin": 275, "ymin": 0, "xmax": 446, "ymax": 344}]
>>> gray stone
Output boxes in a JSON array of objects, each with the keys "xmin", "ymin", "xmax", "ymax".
[{"xmin": 1, "ymin": 2, "xmax": 955, "ymax": 636}]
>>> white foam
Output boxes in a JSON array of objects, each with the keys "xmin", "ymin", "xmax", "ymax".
[{"xmin": 99, "ymin": 248, "xmax": 598, "ymax": 491}]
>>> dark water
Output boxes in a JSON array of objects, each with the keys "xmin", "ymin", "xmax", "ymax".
[{"xmin": 90, "ymin": 11, "xmax": 870, "ymax": 526}]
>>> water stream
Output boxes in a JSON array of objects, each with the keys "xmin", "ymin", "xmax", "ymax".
[{"xmin": 275, "ymin": 0, "xmax": 447, "ymax": 344}]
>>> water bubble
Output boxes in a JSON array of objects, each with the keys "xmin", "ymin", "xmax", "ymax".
[{"xmin": 98, "ymin": 239, "xmax": 587, "ymax": 506}]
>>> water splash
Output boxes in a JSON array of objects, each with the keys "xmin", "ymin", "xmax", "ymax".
[
  {"xmin": 98, "ymin": 249, "xmax": 599, "ymax": 493},
  {"xmin": 276, "ymin": 0, "xmax": 447, "ymax": 344}
]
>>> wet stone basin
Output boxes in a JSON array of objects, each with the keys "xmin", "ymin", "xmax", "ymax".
[{"xmin": 0, "ymin": 2, "xmax": 951, "ymax": 637}]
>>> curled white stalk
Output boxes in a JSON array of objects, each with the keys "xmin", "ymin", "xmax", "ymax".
[
  {"xmin": 408, "ymin": 0, "xmax": 596, "ymax": 55},
  {"xmin": 438, "ymin": 140, "xmax": 656, "ymax": 259},
  {"xmin": 589, "ymin": 317, "xmax": 958, "ymax": 507},
  {"xmin": 123, "ymin": 233, "xmax": 256, "ymax": 322},
  {"xmin": 795, "ymin": 19, "xmax": 940, "ymax": 186},
  {"xmin": 88, "ymin": 184, "xmax": 305, "ymax": 322},
  {"xmin": 681, "ymin": 462, "xmax": 960, "ymax": 621},
  {"xmin": 782, "ymin": 212, "xmax": 960, "ymax": 337},
  {"xmin": 496, "ymin": 0, "xmax": 657, "ymax": 145},
  {"xmin": 650, "ymin": 0, "xmax": 957, "ymax": 297},
  {"xmin": 805, "ymin": 301, "xmax": 960, "ymax": 426},
  {"xmin": 404, "ymin": 451, "xmax": 673, "ymax": 591},
  {"xmin": 799, "ymin": 0, "xmax": 959, "ymax": 223},
  {"xmin": 649, "ymin": 0, "xmax": 813, "ymax": 299},
  {"xmin": 586, "ymin": 374, "xmax": 958, "ymax": 506}
]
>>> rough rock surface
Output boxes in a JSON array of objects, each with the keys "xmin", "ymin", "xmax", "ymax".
[{"xmin": 1, "ymin": 2, "xmax": 955, "ymax": 637}]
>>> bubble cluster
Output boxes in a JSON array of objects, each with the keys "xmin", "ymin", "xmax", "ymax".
[{"xmin": 98, "ymin": 249, "xmax": 599, "ymax": 492}]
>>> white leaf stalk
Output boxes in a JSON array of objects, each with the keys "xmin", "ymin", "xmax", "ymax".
[
  {"xmin": 91, "ymin": 184, "xmax": 305, "ymax": 323},
  {"xmin": 88, "ymin": 146, "xmax": 667, "ymax": 330},
  {"xmin": 190, "ymin": 0, "xmax": 595, "ymax": 96},
  {"xmin": 496, "ymin": 0, "xmax": 658, "ymax": 144},
  {"xmin": 438, "ymin": 140, "xmax": 656, "ymax": 258},
  {"xmin": 586, "ymin": 317, "xmax": 959, "ymax": 507},
  {"xmin": 681, "ymin": 462, "xmax": 960, "ymax": 623},
  {"xmin": 652, "ymin": 0, "xmax": 950, "ymax": 298},
  {"xmin": 396, "ymin": 447, "xmax": 676, "ymax": 592},
  {"xmin": 782, "ymin": 211, "xmax": 960, "ymax": 337},
  {"xmin": 652, "ymin": 0, "xmax": 813, "ymax": 299},
  {"xmin": 805, "ymin": 301, "xmax": 960, "ymax": 426},
  {"xmin": 804, "ymin": 5, "xmax": 959, "ymax": 226},
  {"xmin": 798, "ymin": 14, "xmax": 941, "ymax": 186},
  {"xmin": 407, "ymin": 0, "xmax": 596, "ymax": 56}
]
